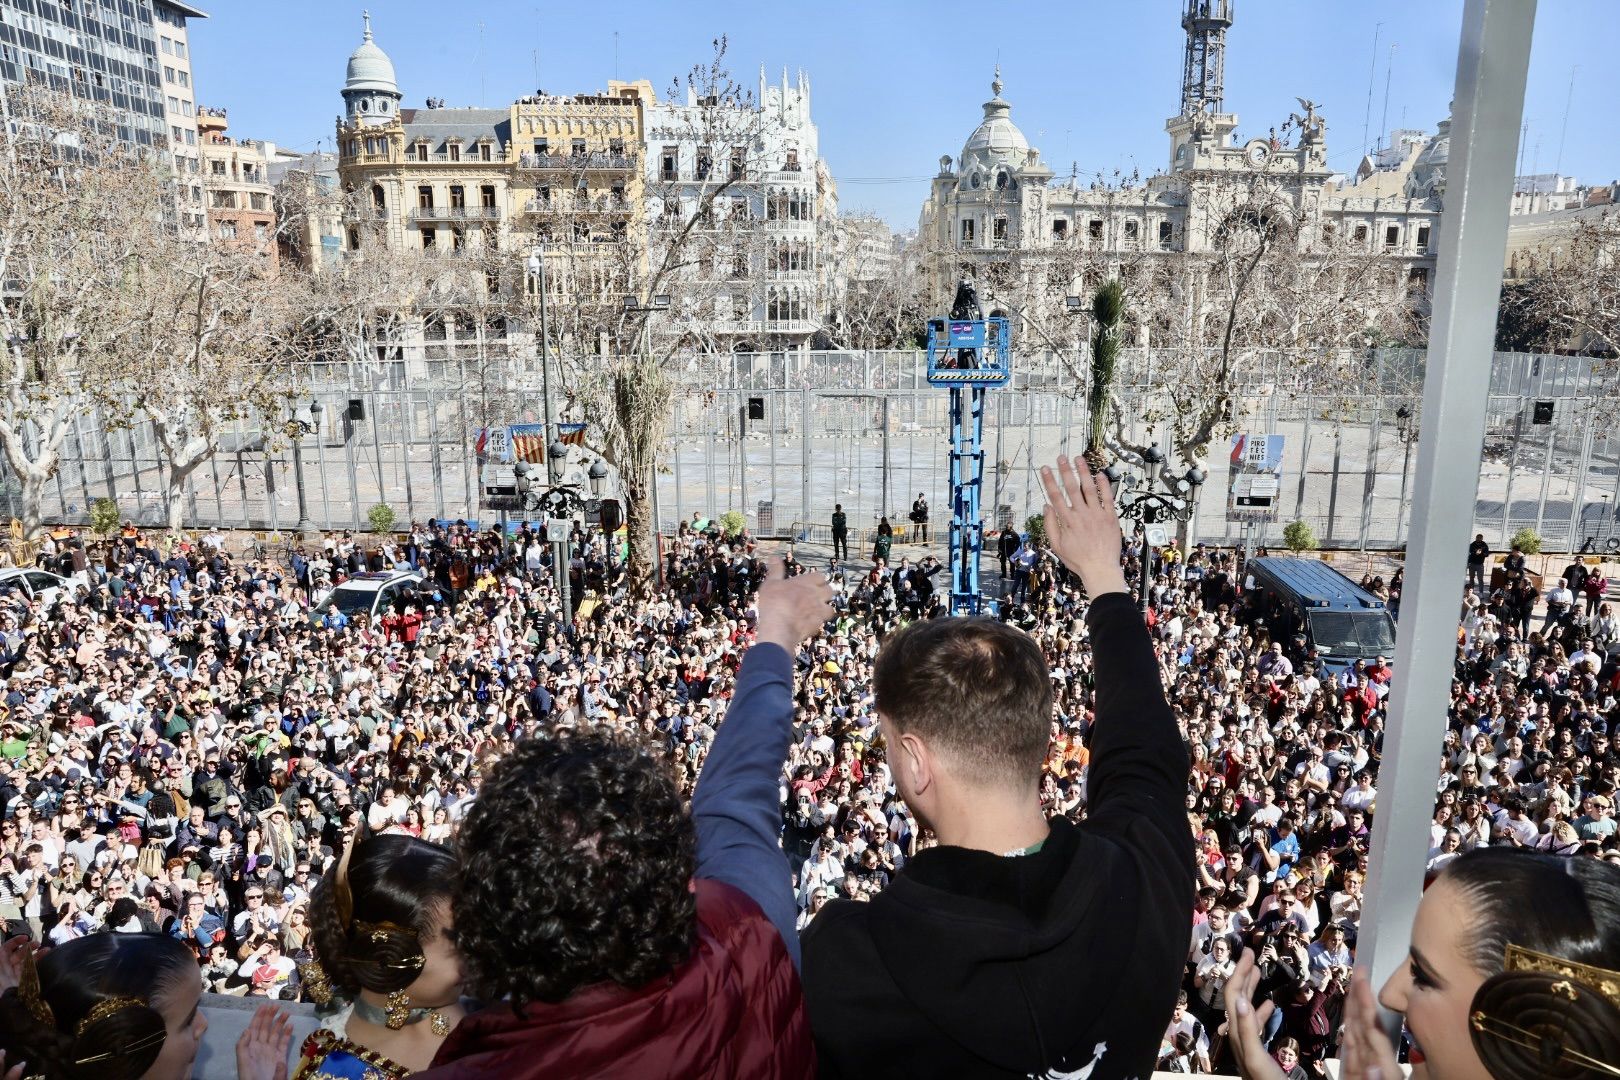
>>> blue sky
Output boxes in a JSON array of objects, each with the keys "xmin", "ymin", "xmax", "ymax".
[{"xmin": 194, "ymin": 1, "xmax": 1616, "ymax": 229}]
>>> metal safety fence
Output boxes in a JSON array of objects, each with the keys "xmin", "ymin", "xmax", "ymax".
[{"xmin": 4, "ymin": 348, "xmax": 1615, "ymax": 553}]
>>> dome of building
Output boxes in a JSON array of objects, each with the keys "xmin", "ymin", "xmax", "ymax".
[
  {"xmin": 960, "ymin": 69, "xmax": 1030, "ymax": 170},
  {"xmin": 345, "ymin": 11, "xmax": 398, "ymax": 94},
  {"xmin": 1405, "ymin": 112, "xmax": 1450, "ymax": 200}
]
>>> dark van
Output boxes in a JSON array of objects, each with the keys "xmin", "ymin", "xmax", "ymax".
[{"xmin": 1242, "ymin": 556, "xmax": 1396, "ymax": 675}]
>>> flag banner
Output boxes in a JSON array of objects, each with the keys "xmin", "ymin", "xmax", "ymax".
[
  {"xmin": 557, "ymin": 422, "xmax": 587, "ymax": 446},
  {"xmin": 509, "ymin": 423, "xmax": 546, "ymax": 464}
]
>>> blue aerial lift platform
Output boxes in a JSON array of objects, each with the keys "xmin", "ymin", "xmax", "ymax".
[{"xmin": 925, "ymin": 308, "xmax": 1010, "ymax": 616}]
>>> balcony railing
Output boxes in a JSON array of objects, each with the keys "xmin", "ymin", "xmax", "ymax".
[
  {"xmin": 342, "ymin": 207, "xmax": 389, "ymax": 223},
  {"xmin": 410, "ymin": 206, "xmax": 501, "ymax": 223},
  {"xmin": 523, "ymin": 195, "xmax": 632, "ymax": 215},
  {"xmin": 517, "ymin": 151, "xmax": 636, "ymax": 171}
]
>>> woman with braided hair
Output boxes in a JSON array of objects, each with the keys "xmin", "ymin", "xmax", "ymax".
[
  {"xmin": 295, "ymin": 830, "xmax": 462, "ymax": 1079},
  {"xmin": 0, "ymin": 930, "xmax": 293, "ymax": 1080},
  {"xmin": 1226, "ymin": 847, "xmax": 1620, "ymax": 1080}
]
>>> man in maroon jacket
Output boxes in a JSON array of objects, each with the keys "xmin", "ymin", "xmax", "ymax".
[{"xmin": 419, "ymin": 559, "xmax": 831, "ymax": 1079}]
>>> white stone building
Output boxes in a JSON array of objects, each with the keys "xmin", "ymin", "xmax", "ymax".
[
  {"xmin": 917, "ymin": 1, "xmax": 1442, "ymax": 345},
  {"xmin": 631, "ymin": 68, "xmax": 836, "ymax": 348}
]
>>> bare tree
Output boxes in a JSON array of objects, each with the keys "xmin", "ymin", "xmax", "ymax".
[
  {"xmin": 535, "ymin": 40, "xmax": 787, "ymax": 595},
  {"xmin": 94, "ymin": 228, "xmax": 304, "ymax": 534},
  {"xmin": 1521, "ymin": 208, "xmax": 1620, "ymax": 359},
  {"xmin": 0, "ymin": 84, "xmax": 148, "ymax": 535},
  {"xmin": 1090, "ymin": 175, "xmax": 1420, "ymax": 491}
]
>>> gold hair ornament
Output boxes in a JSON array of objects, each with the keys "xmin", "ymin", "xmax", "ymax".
[
  {"xmin": 17, "ymin": 947, "xmax": 54, "ymax": 1029},
  {"xmin": 1503, "ymin": 943, "xmax": 1620, "ymax": 1012},
  {"xmin": 350, "ymin": 918, "xmax": 425, "ymax": 974},
  {"xmin": 1467, "ymin": 943, "xmax": 1620, "ymax": 1079},
  {"xmin": 333, "ymin": 827, "xmax": 359, "ymax": 932},
  {"xmin": 70, "ymin": 996, "xmax": 166, "ymax": 1067}
]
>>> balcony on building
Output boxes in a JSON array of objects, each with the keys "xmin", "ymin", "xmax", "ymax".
[{"xmin": 517, "ymin": 150, "xmax": 637, "ymax": 172}]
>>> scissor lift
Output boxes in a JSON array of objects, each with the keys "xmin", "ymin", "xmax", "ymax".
[{"xmin": 925, "ymin": 316, "xmax": 1011, "ymax": 615}]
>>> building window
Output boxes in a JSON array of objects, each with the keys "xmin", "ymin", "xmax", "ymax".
[
  {"xmin": 1124, "ymin": 220, "xmax": 1139, "ymax": 240},
  {"xmin": 480, "ymin": 143, "xmax": 492, "ymax": 162},
  {"xmin": 660, "ymin": 146, "xmax": 677, "ymax": 181},
  {"xmin": 993, "ymin": 217, "xmax": 1008, "ymax": 241},
  {"xmin": 416, "ymin": 144, "xmax": 429, "ymax": 162},
  {"xmin": 1408, "ymin": 267, "xmax": 1430, "ymax": 291},
  {"xmin": 185, "ymin": 130, "xmax": 196, "ymax": 146},
  {"xmin": 178, "ymin": 71, "xmax": 189, "ymax": 88},
  {"xmin": 421, "ymin": 228, "xmax": 435, "ymax": 249},
  {"xmin": 448, "ymin": 143, "xmax": 460, "ymax": 162},
  {"xmin": 1159, "ymin": 220, "xmax": 1173, "ymax": 246},
  {"xmin": 217, "ymin": 221, "xmax": 236, "ymax": 240},
  {"xmin": 372, "ymin": 185, "xmax": 386, "ymax": 210},
  {"xmin": 254, "ymin": 223, "xmax": 268, "ymax": 244},
  {"xmin": 961, "ymin": 219, "xmax": 975, "ymax": 244},
  {"xmin": 1089, "ymin": 219, "xmax": 1103, "ymax": 240},
  {"xmin": 451, "ymin": 227, "xmax": 466, "ymax": 251},
  {"xmin": 486, "ymin": 270, "xmax": 500, "ymax": 296},
  {"xmin": 347, "ymin": 227, "xmax": 360, "ymax": 250},
  {"xmin": 480, "ymin": 184, "xmax": 496, "ymax": 209},
  {"xmin": 249, "ymin": 193, "xmax": 266, "ymax": 211},
  {"xmin": 449, "ymin": 185, "xmax": 465, "ymax": 209},
  {"xmin": 163, "ymin": 65, "xmax": 175, "ymax": 82},
  {"xmin": 731, "ymin": 146, "xmax": 746, "ymax": 180},
  {"xmin": 571, "ymin": 138, "xmax": 586, "ymax": 157},
  {"xmin": 418, "ymin": 185, "xmax": 434, "ymax": 209},
  {"xmin": 784, "ymin": 149, "xmax": 799, "ymax": 172},
  {"xmin": 1052, "ymin": 219, "xmax": 1068, "ymax": 239},
  {"xmin": 1416, "ymin": 224, "xmax": 1431, "ymax": 250},
  {"xmin": 1353, "ymin": 224, "xmax": 1369, "ymax": 245},
  {"xmin": 1384, "ymin": 225, "xmax": 1400, "ymax": 249}
]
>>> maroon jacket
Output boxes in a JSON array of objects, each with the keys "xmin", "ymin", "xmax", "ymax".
[{"xmin": 419, "ymin": 879, "xmax": 814, "ymax": 1079}]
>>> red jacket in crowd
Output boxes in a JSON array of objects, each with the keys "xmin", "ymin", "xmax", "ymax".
[{"xmin": 419, "ymin": 881, "xmax": 814, "ymax": 1080}]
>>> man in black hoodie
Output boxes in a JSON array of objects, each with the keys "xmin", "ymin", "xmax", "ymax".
[{"xmin": 801, "ymin": 455, "xmax": 1194, "ymax": 1079}]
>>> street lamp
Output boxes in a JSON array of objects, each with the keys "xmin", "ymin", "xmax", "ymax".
[
  {"xmin": 1103, "ymin": 446, "xmax": 1205, "ymax": 613},
  {"xmin": 287, "ymin": 398, "xmax": 322, "ymax": 535}
]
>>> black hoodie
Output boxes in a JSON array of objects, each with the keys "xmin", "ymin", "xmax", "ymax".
[{"xmin": 801, "ymin": 592, "xmax": 1195, "ymax": 1079}]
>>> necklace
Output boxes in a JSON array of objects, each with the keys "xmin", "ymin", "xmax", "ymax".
[{"xmin": 352, "ymin": 993, "xmax": 458, "ymax": 1036}]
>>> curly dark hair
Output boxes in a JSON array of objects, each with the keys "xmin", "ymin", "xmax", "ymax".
[
  {"xmin": 453, "ymin": 729, "xmax": 698, "ymax": 1009},
  {"xmin": 0, "ymin": 933, "xmax": 196, "ymax": 1080},
  {"xmin": 308, "ymin": 832, "xmax": 458, "ymax": 996}
]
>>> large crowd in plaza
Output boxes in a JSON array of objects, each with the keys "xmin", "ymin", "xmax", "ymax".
[{"xmin": 0, "ymin": 464, "xmax": 1617, "ymax": 1078}]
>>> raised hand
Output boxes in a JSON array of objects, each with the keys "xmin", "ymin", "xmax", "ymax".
[
  {"xmin": 1039, "ymin": 456, "xmax": 1128, "ymax": 599},
  {"xmin": 1222, "ymin": 948, "xmax": 1286, "ymax": 1080},
  {"xmin": 235, "ymin": 1004, "xmax": 295, "ymax": 1080},
  {"xmin": 1340, "ymin": 969, "xmax": 1402, "ymax": 1080},
  {"xmin": 754, "ymin": 557, "xmax": 834, "ymax": 653}
]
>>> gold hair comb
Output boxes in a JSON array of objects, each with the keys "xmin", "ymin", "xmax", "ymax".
[
  {"xmin": 75, "ymin": 995, "xmax": 147, "ymax": 1038},
  {"xmin": 1503, "ymin": 943, "xmax": 1620, "ymax": 1012}
]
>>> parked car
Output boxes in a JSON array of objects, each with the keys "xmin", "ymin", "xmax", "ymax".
[
  {"xmin": 310, "ymin": 569, "xmax": 425, "ymax": 625},
  {"xmin": 0, "ymin": 567, "xmax": 76, "ymax": 608}
]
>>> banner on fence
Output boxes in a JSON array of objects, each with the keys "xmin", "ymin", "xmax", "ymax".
[
  {"xmin": 473, "ymin": 426, "xmax": 512, "ymax": 465},
  {"xmin": 1227, "ymin": 433, "xmax": 1284, "ymax": 523},
  {"xmin": 509, "ymin": 424, "xmax": 547, "ymax": 464}
]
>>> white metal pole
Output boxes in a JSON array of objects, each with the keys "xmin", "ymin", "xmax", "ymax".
[{"xmin": 1356, "ymin": 0, "xmax": 1536, "ymax": 1035}]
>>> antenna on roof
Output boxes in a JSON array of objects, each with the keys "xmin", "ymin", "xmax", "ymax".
[
  {"xmin": 1360, "ymin": 22, "xmax": 1380, "ymax": 160},
  {"xmin": 1553, "ymin": 65, "xmax": 1576, "ymax": 178}
]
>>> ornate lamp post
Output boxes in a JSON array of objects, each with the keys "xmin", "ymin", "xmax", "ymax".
[{"xmin": 1103, "ymin": 445, "xmax": 1206, "ymax": 613}]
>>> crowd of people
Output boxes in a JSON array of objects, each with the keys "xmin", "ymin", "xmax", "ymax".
[{"xmin": 0, "ymin": 467, "xmax": 1615, "ymax": 1077}]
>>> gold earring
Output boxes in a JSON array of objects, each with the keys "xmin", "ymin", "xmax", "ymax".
[{"xmin": 383, "ymin": 989, "xmax": 411, "ymax": 1030}]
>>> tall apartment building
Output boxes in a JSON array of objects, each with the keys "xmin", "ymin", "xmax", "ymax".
[
  {"xmin": 0, "ymin": 1, "xmax": 209, "ymax": 229},
  {"xmin": 197, "ymin": 107, "xmax": 277, "ymax": 259}
]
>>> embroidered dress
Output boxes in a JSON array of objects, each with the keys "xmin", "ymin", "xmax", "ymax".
[{"xmin": 292, "ymin": 1007, "xmax": 411, "ymax": 1080}]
